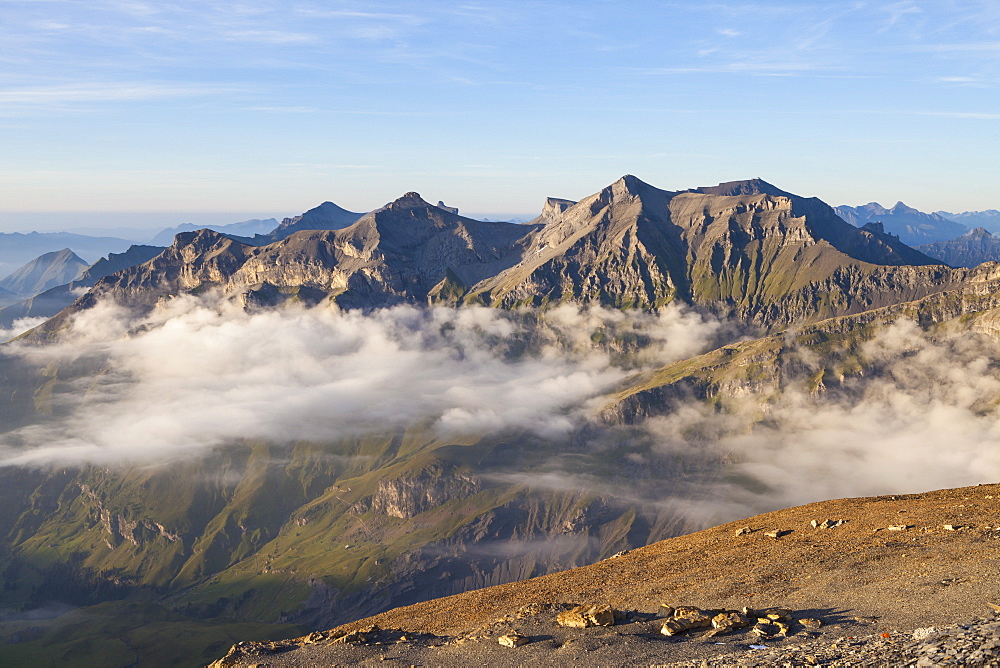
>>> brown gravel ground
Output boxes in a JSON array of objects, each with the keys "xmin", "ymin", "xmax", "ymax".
[{"xmin": 211, "ymin": 482, "xmax": 1000, "ymax": 666}]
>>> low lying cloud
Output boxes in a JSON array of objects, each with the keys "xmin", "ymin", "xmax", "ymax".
[
  {"xmin": 5, "ymin": 298, "xmax": 1000, "ymax": 532},
  {"xmin": 0, "ymin": 296, "xmax": 728, "ymax": 467},
  {"xmin": 642, "ymin": 319, "xmax": 1000, "ymax": 520},
  {"xmin": 0, "ymin": 316, "xmax": 49, "ymax": 343}
]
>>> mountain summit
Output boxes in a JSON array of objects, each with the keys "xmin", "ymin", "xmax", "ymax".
[
  {"xmin": 692, "ymin": 177, "xmax": 793, "ymax": 198},
  {"xmin": 0, "ymin": 248, "xmax": 88, "ymax": 297},
  {"xmin": 268, "ymin": 201, "xmax": 363, "ymax": 241},
  {"xmin": 468, "ymin": 176, "xmax": 946, "ymax": 327}
]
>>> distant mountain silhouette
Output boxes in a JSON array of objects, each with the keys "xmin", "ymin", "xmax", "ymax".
[
  {"xmin": 835, "ymin": 201, "xmax": 967, "ymax": 245},
  {"xmin": 148, "ymin": 218, "xmax": 279, "ymax": 246},
  {"xmin": 0, "ymin": 248, "xmax": 88, "ymax": 297},
  {"xmin": 937, "ymin": 209, "xmax": 1000, "ymax": 234},
  {"xmin": 918, "ymin": 227, "xmax": 1000, "ymax": 268}
]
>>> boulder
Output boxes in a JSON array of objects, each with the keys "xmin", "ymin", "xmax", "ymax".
[
  {"xmin": 498, "ymin": 632, "xmax": 529, "ymax": 647},
  {"xmin": 556, "ymin": 604, "xmax": 617, "ymax": 628},
  {"xmin": 710, "ymin": 611, "xmax": 750, "ymax": 635},
  {"xmin": 763, "ymin": 608, "xmax": 794, "ymax": 622},
  {"xmin": 661, "ymin": 608, "xmax": 714, "ymax": 636}
]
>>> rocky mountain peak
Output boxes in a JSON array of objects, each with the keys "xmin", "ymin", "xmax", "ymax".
[
  {"xmin": 527, "ymin": 197, "xmax": 578, "ymax": 227},
  {"xmin": 694, "ymin": 178, "xmax": 792, "ymax": 198},
  {"xmin": 860, "ymin": 221, "xmax": 889, "ymax": 236},
  {"xmin": 170, "ymin": 228, "xmax": 230, "ymax": 249},
  {"xmin": 612, "ymin": 174, "xmax": 653, "ymax": 195},
  {"xmin": 0, "ymin": 248, "xmax": 89, "ymax": 298},
  {"xmin": 269, "ymin": 201, "xmax": 363, "ymax": 241},
  {"xmin": 968, "ymin": 227, "xmax": 993, "ymax": 238},
  {"xmin": 387, "ymin": 192, "xmax": 432, "ymax": 212},
  {"xmin": 543, "ymin": 197, "xmax": 576, "ymax": 215}
]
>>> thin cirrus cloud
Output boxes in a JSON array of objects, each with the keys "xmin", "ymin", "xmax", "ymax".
[
  {"xmin": 0, "ymin": 82, "xmax": 237, "ymax": 106},
  {"xmin": 222, "ymin": 29, "xmax": 317, "ymax": 44}
]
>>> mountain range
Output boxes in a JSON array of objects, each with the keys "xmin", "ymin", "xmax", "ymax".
[
  {"xmin": 3, "ymin": 175, "xmax": 1000, "ymax": 666},
  {"xmin": 917, "ymin": 227, "xmax": 1000, "ymax": 268},
  {"xmin": 42, "ymin": 176, "xmax": 970, "ymax": 337},
  {"xmin": 834, "ymin": 201, "xmax": 969, "ymax": 246},
  {"xmin": 148, "ymin": 218, "xmax": 279, "ymax": 246},
  {"xmin": 937, "ymin": 208, "xmax": 1000, "ymax": 233},
  {"xmin": 0, "ymin": 244, "xmax": 164, "ymax": 327}
]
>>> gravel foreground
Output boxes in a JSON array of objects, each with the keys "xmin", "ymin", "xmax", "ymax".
[
  {"xmin": 667, "ymin": 613, "xmax": 1000, "ymax": 666},
  {"xmin": 211, "ymin": 484, "xmax": 1000, "ymax": 667},
  {"xmin": 212, "ymin": 609, "xmax": 1000, "ymax": 667}
]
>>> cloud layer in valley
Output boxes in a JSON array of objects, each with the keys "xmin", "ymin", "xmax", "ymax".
[
  {"xmin": 0, "ymin": 296, "xmax": 727, "ymax": 467},
  {"xmin": 0, "ymin": 316, "xmax": 49, "ymax": 343},
  {"xmin": 641, "ymin": 319, "xmax": 1000, "ymax": 523},
  {"xmin": 4, "ymin": 298, "xmax": 1000, "ymax": 532}
]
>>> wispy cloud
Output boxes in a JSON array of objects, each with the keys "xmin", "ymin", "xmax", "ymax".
[
  {"xmin": 0, "ymin": 82, "xmax": 237, "ymax": 108},
  {"xmin": 294, "ymin": 9, "xmax": 423, "ymax": 24},
  {"xmin": 0, "ymin": 299, "xmax": 729, "ymax": 467},
  {"xmin": 877, "ymin": 0, "xmax": 923, "ymax": 33},
  {"xmin": 917, "ymin": 111, "xmax": 1000, "ymax": 120},
  {"xmin": 245, "ymin": 105, "xmax": 317, "ymax": 113},
  {"xmin": 223, "ymin": 29, "xmax": 316, "ymax": 44}
]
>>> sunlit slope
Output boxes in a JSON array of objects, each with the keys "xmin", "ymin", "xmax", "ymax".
[
  {"xmin": 607, "ymin": 270, "xmax": 1000, "ymax": 416},
  {"xmin": 0, "ymin": 420, "xmax": 714, "ymax": 632},
  {"xmin": 42, "ymin": 191, "xmax": 536, "ymax": 328},
  {"xmin": 468, "ymin": 176, "xmax": 959, "ymax": 329}
]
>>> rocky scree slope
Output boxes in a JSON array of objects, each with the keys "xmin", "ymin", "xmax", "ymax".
[{"xmin": 210, "ymin": 482, "xmax": 1000, "ymax": 667}]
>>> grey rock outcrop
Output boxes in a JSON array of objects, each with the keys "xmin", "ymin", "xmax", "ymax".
[{"xmin": 367, "ymin": 464, "xmax": 481, "ymax": 519}]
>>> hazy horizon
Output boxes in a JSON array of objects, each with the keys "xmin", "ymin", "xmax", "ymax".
[{"xmin": 0, "ymin": 209, "xmax": 539, "ymax": 235}]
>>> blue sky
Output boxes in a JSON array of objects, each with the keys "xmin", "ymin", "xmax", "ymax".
[{"xmin": 1, "ymin": 1, "xmax": 998, "ymax": 229}]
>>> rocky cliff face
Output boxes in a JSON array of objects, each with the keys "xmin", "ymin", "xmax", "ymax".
[
  {"xmin": 366, "ymin": 464, "xmax": 481, "ymax": 519},
  {"xmin": 469, "ymin": 176, "xmax": 954, "ymax": 330}
]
